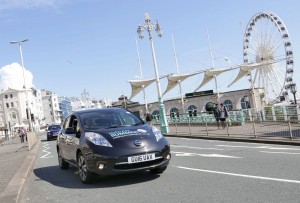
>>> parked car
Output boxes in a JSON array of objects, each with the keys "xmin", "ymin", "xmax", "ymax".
[
  {"xmin": 56, "ymin": 108, "xmax": 171, "ymax": 183},
  {"xmin": 47, "ymin": 124, "xmax": 61, "ymax": 141}
]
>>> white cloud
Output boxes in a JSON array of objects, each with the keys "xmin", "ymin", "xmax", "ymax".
[{"xmin": 0, "ymin": 63, "xmax": 34, "ymax": 91}]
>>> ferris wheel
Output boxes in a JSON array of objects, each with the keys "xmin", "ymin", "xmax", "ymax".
[{"xmin": 243, "ymin": 12, "xmax": 294, "ymax": 102}]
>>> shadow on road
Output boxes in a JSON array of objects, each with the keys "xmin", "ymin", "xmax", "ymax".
[{"xmin": 33, "ymin": 165, "xmax": 160, "ymax": 188}]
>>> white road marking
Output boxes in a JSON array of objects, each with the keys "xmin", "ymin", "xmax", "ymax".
[
  {"xmin": 260, "ymin": 151, "xmax": 300, "ymax": 155},
  {"xmin": 217, "ymin": 145, "xmax": 300, "ymax": 151},
  {"xmin": 173, "ymin": 151, "xmax": 241, "ymax": 158},
  {"xmin": 171, "ymin": 145, "xmax": 224, "ymax": 151},
  {"xmin": 40, "ymin": 142, "xmax": 53, "ymax": 158},
  {"xmin": 174, "ymin": 165, "xmax": 300, "ymax": 184}
]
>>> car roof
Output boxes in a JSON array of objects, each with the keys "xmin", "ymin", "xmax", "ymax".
[{"xmin": 74, "ymin": 107, "xmax": 125, "ymax": 115}]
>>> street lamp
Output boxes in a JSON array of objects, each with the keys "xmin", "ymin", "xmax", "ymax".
[
  {"xmin": 137, "ymin": 13, "xmax": 169, "ymax": 133},
  {"xmin": 10, "ymin": 39, "xmax": 32, "ymax": 131},
  {"xmin": 211, "ymin": 56, "xmax": 231, "ymax": 105},
  {"xmin": 290, "ymin": 83, "xmax": 297, "ymax": 104}
]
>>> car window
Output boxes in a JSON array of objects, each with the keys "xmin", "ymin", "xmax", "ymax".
[
  {"xmin": 80, "ymin": 109, "xmax": 143, "ymax": 130},
  {"xmin": 48, "ymin": 125, "xmax": 61, "ymax": 130}
]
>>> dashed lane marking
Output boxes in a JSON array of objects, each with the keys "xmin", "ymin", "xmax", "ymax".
[
  {"xmin": 170, "ymin": 145, "xmax": 224, "ymax": 151},
  {"xmin": 172, "ymin": 151, "xmax": 241, "ymax": 158}
]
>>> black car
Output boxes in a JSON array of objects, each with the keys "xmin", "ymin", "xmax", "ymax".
[
  {"xmin": 47, "ymin": 124, "xmax": 61, "ymax": 141},
  {"xmin": 56, "ymin": 108, "xmax": 171, "ymax": 183}
]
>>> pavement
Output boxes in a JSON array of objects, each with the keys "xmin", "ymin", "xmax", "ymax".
[
  {"xmin": 0, "ymin": 135, "xmax": 40, "ymax": 203},
  {"xmin": 0, "ymin": 130, "xmax": 299, "ymax": 202}
]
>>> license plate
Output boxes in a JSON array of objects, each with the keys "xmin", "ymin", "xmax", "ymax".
[{"xmin": 128, "ymin": 153, "xmax": 155, "ymax": 164}]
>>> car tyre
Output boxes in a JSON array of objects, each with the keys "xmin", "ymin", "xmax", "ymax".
[
  {"xmin": 58, "ymin": 148, "xmax": 69, "ymax": 169},
  {"xmin": 47, "ymin": 136, "xmax": 50, "ymax": 141},
  {"xmin": 78, "ymin": 152, "xmax": 94, "ymax": 184},
  {"xmin": 150, "ymin": 166, "xmax": 167, "ymax": 174}
]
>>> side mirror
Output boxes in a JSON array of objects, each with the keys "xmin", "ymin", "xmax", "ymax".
[{"xmin": 65, "ymin": 127, "xmax": 75, "ymax": 134}]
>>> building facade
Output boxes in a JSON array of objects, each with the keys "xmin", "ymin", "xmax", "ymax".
[
  {"xmin": 0, "ymin": 87, "xmax": 45, "ymax": 130},
  {"xmin": 125, "ymin": 88, "xmax": 266, "ymax": 118},
  {"xmin": 41, "ymin": 89, "xmax": 62, "ymax": 125}
]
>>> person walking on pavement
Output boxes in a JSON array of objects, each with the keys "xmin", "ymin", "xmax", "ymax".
[
  {"xmin": 145, "ymin": 112, "xmax": 153, "ymax": 125},
  {"xmin": 219, "ymin": 103, "xmax": 229, "ymax": 129},
  {"xmin": 20, "ymin": 128, "xmax": 26, "ymax": 143},
  {"xmin": 213, "ymin": 104, "xmax": 220, "ymax": 129}
]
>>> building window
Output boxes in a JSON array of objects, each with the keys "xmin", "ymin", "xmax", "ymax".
[
  {"xmin": 6, "ymin": 103, "xmax": 9, "ymax": 108},
  {"xmin": 152, "ymin": 110, "xmax": 160, "ymax": 119},
  {"xmin": 10, "ymin": 94, "xmax": 13, "ymax": 98},
  {"xmin": 5, "ymin": 95, "xmax": 8, "ymax": 99},
  {"xmin": 188, "ymin": 105, "xmax": 197, "ymax": 117},
  {"xmin": 170, "ymin": 107, "xmax": 179, "ymax": 118},
  {"xmin": 224, "ymin": 100, "xmax": 233, "ymax": 111},
  {"xmin": 205, "ymin": 102, "xmax": 215, "ymax": 112},
  {"xmin": 49, "ymin": 104, "xmax": 52, "ymax": 107},
  {"xmin": 11, "ymin": 102, "xmax": 14, "ymax": 107},
  {"xmin": 12, "ymin": 112, "xmax": 17, "ymax": 119},
  {"xmin": 50, "ymin": 111, "xmax": 53, "ymax": 115},
  {"xmin": 241, "ymin": 96, "xmax": 251, "ymax": 109}
]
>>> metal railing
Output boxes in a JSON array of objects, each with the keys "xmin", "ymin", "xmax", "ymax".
[{"xmin": 153, "ymin": 106, "xmax": 300, "ymax": 140}]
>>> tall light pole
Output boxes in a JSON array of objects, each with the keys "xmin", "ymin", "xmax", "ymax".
[
  {"xmin": 137, "ymin": 13, "xmax": 169, "ymax": 133},
  {"xmin": 10, "ymin": 39, "xmax": 32, "ymax": 131}
]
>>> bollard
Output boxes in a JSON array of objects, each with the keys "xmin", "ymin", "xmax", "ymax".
[
  {"xmin": 226, "ymin": 121, "xmax": 229, "ymax": 137},
  {"xmin": 175, "ymin": 121, "xmax": 178, "ymax": 135},
  {"xmin": 205, "ymin": 122, "xmax": 208, "ymax": 136},
  {"xmin": 288, "ymin": 117, "xmax": 293, "ymax": 140},
  {"xmin": 188, "ymin": 117, "xmax": 191, "ymax": 135},
  {"xmin": 252, "ymin": 115, "xmax": 257, "ymax": 138}
]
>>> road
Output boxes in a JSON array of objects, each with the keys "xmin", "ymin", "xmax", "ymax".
[{"xmin": 20, "ymin": 133, "xmax": 300, "ymax": 203}]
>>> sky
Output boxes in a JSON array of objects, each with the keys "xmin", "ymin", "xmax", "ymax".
[{"xmin": 0, "ymin": 0, "xmax": 299, "ymax": 104}]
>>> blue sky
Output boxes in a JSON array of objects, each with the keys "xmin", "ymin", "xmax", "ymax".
[{"xmin": 0, "ymin": 0, "xmax": 299, "ymax": 104}]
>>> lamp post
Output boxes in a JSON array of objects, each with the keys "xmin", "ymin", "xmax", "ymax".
[
  {"xmin": 290, "ymin": 83, "xmax": 297, "ymax": 104},
  {"xmin": 137, "ymin": 13, "xmax": 169, "ymax": 133},
  {"xmin": 211, "ymin": 56, "xmax": 231, "ymax": 105},
  {"xmin": 10, "ymin": 39, "xmax": 32, "ymax": 131}
]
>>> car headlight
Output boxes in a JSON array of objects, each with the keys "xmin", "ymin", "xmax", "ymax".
[
  {"xmin": 85, "ymin": 132, "xmax": 113, "ymax": 147},
  {"xmin": 152, "ymin": 126, "xmax": 163, "ymax": 142}
]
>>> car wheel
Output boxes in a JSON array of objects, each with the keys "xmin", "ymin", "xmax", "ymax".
[
  {"xmin": 58, "ymin": 148, "xmax": 69, "ymax": 169},
  {"xmin": 78, "ymin": 152, "xmax": 93, "ymax": 184},
  {"xmin": 47, "ymin": 136, "xmax": 50, "ymax": 141},
  {"xmin": 150, "ymin": 166, "xmax": 167, "ymax": 174}
]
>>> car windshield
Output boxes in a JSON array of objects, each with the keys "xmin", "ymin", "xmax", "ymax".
[
  {"xmin": 48, "ymin": 125, "xmax": 61, "ymax": 130},
  {"xmin": 80, "ymin": 109, "xmax": 143, "ymax": 130}
]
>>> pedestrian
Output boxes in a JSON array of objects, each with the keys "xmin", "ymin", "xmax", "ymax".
[
  {"xmin": 20, "ymin": 128, "xmax": 25, "ymax": 143},
  {"xmin": 219, "ymin": 103, "xmax": 229, "ymax": 129},
  {"xmin": 213, "ymin": 104, "xmax": 220, "ymax": 129},
  {"xmin": 4, "ymin": 128, "xmax": 8, "ymax": 140},
  {"xmin": 145, "ymin": 112, "xmax": 153, "ymax": 125}
]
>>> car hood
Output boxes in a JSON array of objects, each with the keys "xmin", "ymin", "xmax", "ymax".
[{"xmin": 91, "ymin": 125, "xmax": 157, "ymax": 149}]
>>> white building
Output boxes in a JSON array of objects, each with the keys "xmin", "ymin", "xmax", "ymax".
[
  {"xmin": 0, "ymin": 87, "xmax": 44, "ymax": 131},
  {"xmin": 41, "ymin": 89, "xmax": 62, "ymax": 125}
]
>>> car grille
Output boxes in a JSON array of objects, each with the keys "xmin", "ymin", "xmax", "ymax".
[{"xmin": 114, "ymin": 158, "xmax": 164, "ymax": 170}]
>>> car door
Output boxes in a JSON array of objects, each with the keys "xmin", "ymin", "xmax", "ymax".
[
  {"xmin": 65, "ymin": 115, "xmax": 81, "ymax": 165},
  {"xmin": 58, "ymin": 116, "xmax": 71, "ymax": 160}
]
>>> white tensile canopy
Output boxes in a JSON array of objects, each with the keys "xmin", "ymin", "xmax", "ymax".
[
  {"xmin": 162, "ymin": 73, "xmax": 199, "ymax": 96},
  {"xmin": 127, "ymin": 78, "xmax": 156, "ymax": 100},
  {"xmin": 227, "ymin": 63, "xmax": 263, "ymax": 87},
  {"xmin": 194, "ymin": 68, "xmax": 231, "ymax": 91}
]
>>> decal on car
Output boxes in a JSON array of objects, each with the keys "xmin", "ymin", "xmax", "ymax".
[{"xmin": 109, "ymin": 129, "xmax": 149, "ymax": 139}]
